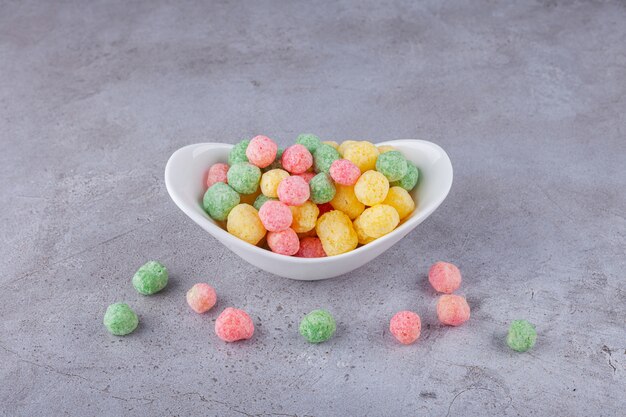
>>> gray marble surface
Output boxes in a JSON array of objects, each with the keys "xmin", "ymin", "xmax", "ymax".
[{"xmin": 1, "ymin": 1, "xmax": 625, "ymax": 416}]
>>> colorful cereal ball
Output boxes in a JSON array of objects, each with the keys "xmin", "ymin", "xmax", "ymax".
[
  {"xmin": 389, "ymin": 311, "xmax": 421, "ymax": 345},
  {"xmin": 313, "ymin": 143, "xmax": 340, "ymax": 173},
  {"xmin": 215, "ymin": 307, "xmax": 254, "ymax": 342},
  {"xmin": 103, "ymin": 303, "xmax": 139, "ymax": 336},
  {"xmin": 203, "ymin": 182, "xmax": 240, "ymax": 221},
  {"xmin": 316, "ymin": 210, "xmax": 358, "ymax": 256},
  {"xmin": 507, "ymin": 320, "xmax": 537, "ymax": 352},
  {"xmin": 132, "ymin": 261, "xmax": 168, "ymax": 295},
  {"xmin": 377, "ymin": 145, "xmax": 395, "ymax": 154},
  {"xmin": 206, "ymin": 163, "xmax": 229, "ymax": 188},
  {"xmin": 258, "ymin": 200, "xmax": 292, "ymax": 232},
  {"xmin": 260, "ymin": 169, "xmax": 290, "ymax": 198},
  {"xmin": 391, "ymin": 162, "xmax": 419, "ymax": 191},
  {"xmin": 353, "ymin": 216, "xmax": 375, "ymax": 245},
  {"xmin": 342, "ymin": 141, "xmax": 379, "ymax": 172},
  {"xmin": 289, "ymin": 201, "xmax": 319, "ymax": 233},
  {"xmin": 323, "ymin": 141, "xmax": 339, "ymax": 150},
  {"xmin": 277, "ymin": 175, "xmax": 310, "ymax": 206},
  {"xmin": 299, "ymin": 309, "xmax": 336, "ymax": 343},
  {"xmin": 227, "ymin": 162, "xmax": 261, "ymax": 195},
  {"xmin": 356, "ymin": 204, "xmax": 399, "ymax": 238},
  {"xmin": 337, "ymin": 140, "xmax": 358, "ymax": 156},
  {"xmin": 253, "ymin": 194, "xmax": 276, "ymax": 211},
  {"xmin": 281, "ymin": 144, "xmax": 313, "ymax": 174},
  {"xmin": 296, "ymin": 133, "xmax": 321, "ymax": 153},
  {"xmin": 354, "ymin": 170, "xmax": 389, "ymax": 206},
  {"xmin": 295, "ymin": 237, "xmax": 327, "ymax": 258},
  {"xmin": 228, "ymin": 139, "xmax": 250, "ymax": 165},
  {"xmin": 309, "ymin": 173, "xmax": 336, "ymax": 204},
  {"xmin": 267, "ymin": 228, "xmax": 300, "ymax": 255},
  {"xmin": 329, "ymin": 159, "xmax": 360, "ymax": 186},
  {"xmin": 227, "ymin": 204, "xmax": 266, "ymax": 245},
  {"xmin": 186, "ymin": 283, "xmax": 217, "ymax": 314},
  {"xmin": 246, "ymin": 135, "xmax": 278, "ymax": 168},
  {"xmin": 382, "ymin": 186, "xmax": 415, "ymax": 220},
  {"xmin": 428, "ymin": 261, "xmax": 462, "ymax": 294},
  {"xmin": 330, "ymin": 184, "xmax": 365, "ymax": 220},
  {"xmin": 436, "ymin": 295, "xmax": 470, "ymax": 326},
  {"xmin": 376, "ymin": 150, "xmax": 408, "ymax": 182}
]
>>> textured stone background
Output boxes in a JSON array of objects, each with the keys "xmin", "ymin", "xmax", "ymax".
[{"xmin": 1, "ymin": 0, "xmax": 625, "ymax": 416}]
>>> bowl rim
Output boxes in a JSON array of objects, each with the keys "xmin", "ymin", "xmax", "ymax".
[{"xmin": 165, "ymin": 139, "xmax": 453, "ymax": 264}]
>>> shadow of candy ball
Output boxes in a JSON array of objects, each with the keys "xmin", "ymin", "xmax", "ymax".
[{"xmin": 299, "ymin": 309, "xmax": 336, "ymax": 343}]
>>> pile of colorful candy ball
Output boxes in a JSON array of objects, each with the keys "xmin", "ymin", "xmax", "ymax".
[{"xmin": 202, "ymin": 134, "xmax": 420, "ymax": 257}]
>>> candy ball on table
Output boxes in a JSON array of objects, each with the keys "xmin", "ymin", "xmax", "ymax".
[
  {"xmin": 507, "ymin": 320, "xmax": 537, "ymax": 352},
  {"xmin": 295, "ymin": 133, "xmax": 321, "ymax": 153},
  {"xmin": 206, "ymin": 163, "xmax": 229, "ymax": 188},
  {"xmin": 309, "ymin": 173, "xmax": 336, "ymax": 204},
  {"xmin": 228, "ymin": 139, "xmax": 250, "ymax": 165},
  {"xmin": 281, "ymin": 144, "xmax": 313, "ymax": 174},
  {"xmin": 267, "ymin": 228, "xmax": 300, "ymax": 255},
  {"xmin": 258, "ymin": 200, "xmax": 292, "ymax": 232},
  {"xmin": 329, "ymin": 159, "xmax": 361, "ymax": 186},
  {"xmin": 342, "ymin": 141, "xmax": 379, "ymax": 172},
  {"xmin": 299, "ymin": 309, "xmax": 336, "ymax": 343},
  {"xmin": 316, "ymin": 210, "xmax": 358, "ymax": 256},
  {"xmin": 227, "ymin": 204, "xmax": 266, "ymax": 245},
  {"xmin": 132, "ymin": 261, "xmax": 168, "ymax": 295},
  {"xmin": 295, "ymin": 237, "xmax": 327, "ymax": 258},
  {"xmin": 260, "ymin": 169, "xmax": 290, "ymax": 198},
  {"xmin": 246, "ymin": 135, "xmax": 278, "ymax": 168},
  {"xmin": 356, "ymin": 204, "xmax": 399, "ymax": 238},
  {"xmin": 428, "ymin": 261, "xmax": 462, "ymax": 294},
  {"xmin": 104, "ymin": 303, "xmax": 139, "ymax": 336},
  {"xmin": 390, "ymin": 311, "xmax": 421, "ymax": 345},
  {"xmin": 313, "ymin": 143, "xmax": 340, "ymax": 173},
  {"xmin": 391, "ymin": 162, "xmax": 419, "ymax": 192},
  {"xmin": 375, "ymin": 150, "xmax": 408, "ymax": 182},
  {"xmin": 436, "ymin": 294, "xmax": 470, "ymax": 326},
  {"xmin": 203, "ymin": 182, "xmax": 240, "ymax": 221},
  {"xmin": 354, "ymin": 170, "xmax": 389, "ymax": 206},
  {"xmin": 186, "ymin": 283, "xmax": 217, "ymax": 314},
  {"xmin": 215, "ymin": 307, "xmax": 254, "ymax": 342},
  {"xmin": 277, "ymin": 175, "xmax": 310, "ymax": 206},
  {"xmin": 227, "ymin": 162, "xmax": 262, "ymax": 195}
]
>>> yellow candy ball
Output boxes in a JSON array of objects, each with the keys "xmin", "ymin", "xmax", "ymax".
[
  {"xmin": 356, "ymin": 204, "xmax": 399, "ymax": 238},
  {"xmin": 226, "ymin": 204, "xmax": 267, "ymax": 245},
  {"xmin": 289, "ymin": 201, "xmax": 320, "ymax": 233},
  {"xmin": 353, "ymin": 216, "xmax": 375, "ymax": 245},
  {"xmin": 382, "ymin": 186, "xmax": 416, "ymax": 220},
  {"xmin": 354, "ymin": 170, "xmax": 389, "ymax": 206},
  {"xmin": 316, "ymin": 210, "xmax": 358, "ymax": 256},
  {"xmin": 342, "ymin": 141, "xmax": 379, "ymax": 172},
  {"xmin": 239, "ymin": 186, "xmax": 260, "ymax": 205},
  {"xmin": 338, "ymin": 140, "xmax": 358, "ymax": 156},
  {"xmin": 260, "ymin": 169, "xmax": 290, "ymax": 198},
  {"xmin": 330, "ymin": 184, "xmax": 365, "ymax": 220},
  {"xmin": 377, "ymin": 145, "xmax": 395, "ymax": 154},
  {"xmin": 322, "ymin": 141, "xmax": 340, "ymax": 150}
]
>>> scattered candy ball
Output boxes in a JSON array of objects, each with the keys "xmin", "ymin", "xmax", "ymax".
[
  {"xmin": 246, "ymin": 135, "xmax": 278, "ymax": 168},
  {"xmin": 228, "ymin": 139, "xmax": 250, "ymax": 165},
  {"xmin": 289, "ymin": 201, "xmax": 319, "ymax": 233},
  {"xmin": 296, "ymin": 133, "xmax": 321, "ymax": 153},
  {"xmin": 354, "ymin": 170, "xmax": 389, "ymax": 206},
  {"xmin": 227, "ymin": 162, "xmax": 261, "ymax": 195},
  {"xmin": 132, "ymin": 261, "xmax": 168, "ymax": 295},
  {"xmin": 227, "ymin": 204, "xmax": 266, "ymax": 245},
  {"xmin": 507, "ymin": 320, "xmax": 537, "ymax": 352},
  {"xmin": 267, "ymin": 228, "xmax": 300, "ymax": 255},
  {"xmin": 215, "ymin": 307, "xmax": 255, "ymax": 342},
  {"xmin": 103, "ymin": 303, "xmax": 139, "ymax": 336},
  {"xmin": 281, "ymin": 144, "xmax": 313, "ymax": 174},
  {"xmin": 299, "ymin": 309, "xmax": 336, "ymax": 343},
  {"xmin": 295, "ymin": 237, "xmax": 327, "ymax": 258},
  {"xmin": 203, "ymin": 182, "xmax": 240, "ymax": 221},
  {"xmin": 342, "ymin": 141, "xmax": 379, "ymax": 172},
  {"xmin": 391, "ymin": 162, "xmax": 419, "ymax": 191},
  {"xmin": 383, "ymin": 186, "xmax": 415, "ymax": 220},
  {"xmin": 316, "ymin": 210, "xmax": 358, "ymax": 256},
  {"xmin": 389, "ymin": 311, "xmax": 421, "ymax": 345},
  {"xmin": 206, "ymin": 163, "xmax": 229, "ymax": 188},
  {"xmin": 356, "ymin": 204, "xmax": 399, "ymax": 238},
  {"xmin": 329, "ymin": 159, "xmax": 361, "ymax": 186},
  {"xmin": 313, "ymin": 143, "xmax": 340, "ymax": 173},
  {"xmin": 277, "ymin": 175, "xmax": 310, "ymax": 206},
  {"xmin": 309, "ymin": 172, "xmax": 336, "ymax": 204},
  {"xmin": 436, "ymin": 294, "xmax": 470, "ymax": 326},
  {"xmin": 376, "ymin": 150, "xmax": 408, "ymax": 182},
  {"xmin": 428, "ymin": 261, "xmax": 462, "ymax": 294},
  {"xmin": 258, "ymin": 200, "xmax": 292, "ymax": 232},
  {"xmin": 260, "ymin": 169, "xmax": 290, "ymax": 198},
  {"xmin": 186, "ymin": 283, "xmax": 217, "ymax": 314}
]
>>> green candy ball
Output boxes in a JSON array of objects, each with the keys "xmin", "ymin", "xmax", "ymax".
[
  {"xmin": 376, "ymin": 151, "xmax": 408, "ymax": 182},
  {"xmin": 132, "ymin": 261, "xmax": 168, "ymax": 295},
  {"xmin": 309, "ymin": 173, "xmax": 336, "ymax": 204},
  {"xmin": 228, "ymin": 139, "xmax": 250, "ymax": 165},
  {"xmin": 253, "ymin": 194, "xmax": 277, "ymax": 211},
  {"xmin": 227, "ymin": 162, "xmax": 261, "ymax": 195},
  {"xmin": 104, "ymin": 303, "xmax": 139, "ymax": 336},
  {"xmin": 390, "ymin": 162, "xmax": 419, "ymax": 191},
  {"xmin": 296, "ymin": 133, "xmax": 321, "ymax": 153},
  {"xmin": 314, "ymin": 143, "xmax": 340, "ymax": 173},
  {"xmin": 299, "ymin": 309, "xmax": 336, "ymax": 343},
  {"xmin": 507, "ymin": 320, "xmax": 537, "ymax": 352},
  {"xmin": 264, "ymin": 147, "xmax": 284, "ymax": 171},
  {"xmin": 203, "ymin": 182, "xmax": 240, "ymax": 221}
]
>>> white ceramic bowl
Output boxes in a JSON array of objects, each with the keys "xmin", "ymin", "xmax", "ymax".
[{"xmin": 165, "ymin": 139, "xmax": 453, "ymax": 280}]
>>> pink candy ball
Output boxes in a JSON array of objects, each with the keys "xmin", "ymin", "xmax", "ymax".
[
  {"xmin": 215, "ymin": 307, "xmax": 255, "ymax": 342},
  {"xmin": 329, "ymin": 159, "xmax": 361, "ymax": 186},
  {"xmin": 295, "ymin": 172, "xmax": 316, "ymax": 183},
  {"xmin": 281, "ymin": 144, "xmax": 313, "ymax": 174},
  {"xmin": 389, "ymin": 311, "xmax": 421, "ymax": 345},
  {"xmin": 258, "ymin": 200, "xmax": 292, "ymax": 232},
  {"xmin": 277, "ymin": 175, "xmax": 310, "ymax": 206},
  {"xmin": 206, "ymin": 163, "xmax": 229, "ymax": 188},
  {"xmin": 186, "ymin": 283, "xmax": 217, "ymax": 314},
  {"xmin": 436, "ymin": 294, "xmax": 470, "ymax": 326},
  {"xmin": 246, "ymin": 135, "xmax": 278, "ymax": 168},
  {"xmin": 295, "ymin": 237, "xmax": 327, "ymax": 258},
  {"xmin": 428, "ymin": 261, "xmax": 462, "ymax": 294},
  {"xmin": 267, "ymin": 228, "xmax": 300, "ymax": 255}
]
